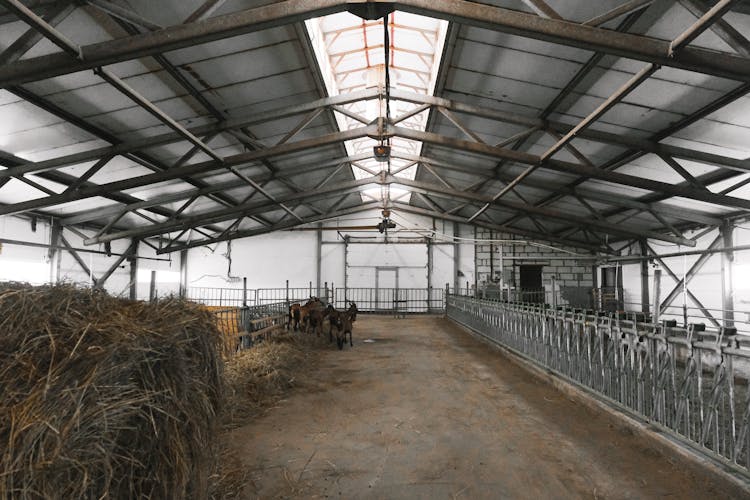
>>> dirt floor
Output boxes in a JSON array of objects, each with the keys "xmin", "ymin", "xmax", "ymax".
[{"xmin": 226, "ymin": 315, "xmax": 749, "ymax": 499}]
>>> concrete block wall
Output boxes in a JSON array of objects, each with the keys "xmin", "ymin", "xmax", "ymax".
[{"xmin": 474, "ymin": 228, "xmax": 594, "ymax": 306}]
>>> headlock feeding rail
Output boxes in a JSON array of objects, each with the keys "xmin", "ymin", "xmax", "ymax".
[{"xmin": 447, "ymin": 295, "xmax": 750, "ymax": 479}]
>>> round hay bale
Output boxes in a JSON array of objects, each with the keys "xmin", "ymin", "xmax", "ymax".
[{"xmin": 0, "ymin": 285, "xmax": 223, "ymax": 499}]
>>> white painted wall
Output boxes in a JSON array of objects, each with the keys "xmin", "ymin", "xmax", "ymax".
[
  {"xmin": 320, "ymin": 242, "xmax": 345, "ymax": 289},
  {"xmin": 137, "ymin": 243, "xmax": 181, "ymax": 299},
  {"xmin": 5, "ymin": 209, "xmax": 748, "ymax": 325},
  {"xmin": 620, "ymin": 263, "xmax": 642, "ymax": 309},
  {"xmin": 347, "ymin": 243, "xmax": 427, "ymax": 288},
  {"xmin": 58, "ymin": 229, "xmax": 132, "ymax": 295},
  {"xmin": 432, "ymin": 242, "xmax": 455, "ymax": 290},
  {"xmin": 186, "ymin": 230, "xmax": 318, "ymax": 289},
  {"xmin": 0, "ymin": 216, "xmax": 50, "ymax": 284},
  {"xmin": 0, "ymin": 215, "xmax": 181, "ymax": 300},
  {"xmin": 617, "ymin": 226, "xmax": 750, "ymax": 331},
  {"xmin": 186, "ymin": 209, "xmax": 468, "ymax": 295}
]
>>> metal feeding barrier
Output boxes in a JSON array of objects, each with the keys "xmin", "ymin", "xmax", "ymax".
[
  {"xmin": 447, "ymin": 294, "xmax": 750, "ymax": 475},
  {"xmin": 203, "ymin": 301, "xmax": 290, "ymax": 352}
]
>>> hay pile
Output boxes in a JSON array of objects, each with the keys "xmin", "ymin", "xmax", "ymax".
[
  {"xmin": 222, "ymin": 331, "xmax": 317, "ymax": 428},
  {"xmin": 0, "ymin": 285, "xmax": 223, "ymax": 499}
]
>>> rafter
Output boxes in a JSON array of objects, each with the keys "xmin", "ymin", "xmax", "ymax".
[
  {"xmin": 391, "ymin": 203, "xmax": 605, "ymax": 253},
  {"xmin": 158, "ymin": 202, "xmax": 381, "ymax": 253},
  {"xmin": 393, "ymin": 126, "xmax": 750, "ymax": 212},
  {"xmin": 0, "ymin": 126, "xmax": 376, "ymax": 217},
  {"xmin": 85, "ymin": 177, "xmax": 379, "ymax": 244},
  {"xmin": 2, "ymin": 0, "xmax": 750, "ymax": 87}
]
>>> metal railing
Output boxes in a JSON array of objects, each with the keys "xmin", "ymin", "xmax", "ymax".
[
  {"xmin": 205, "ymin": 300, "xmax": 290, "ymax": 353},
  {"xmin": 186, "ymin": 286, "xmax": 245, "ymax": 307},
  {"xmin": 447, "ymin": 294, "xmax": 750, "ymax": 474},
  {"xmin": 335, "ymin": 287, "xmax": 444, "ymax": 314},
  {"xmin": 188, "ymin": 284, "xmax": 449, "ymax": 315}
]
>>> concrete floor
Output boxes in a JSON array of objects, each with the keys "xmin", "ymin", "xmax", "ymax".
[{"xmin": 227, "ymin": 315, "xmax": 749, "ymax": 499}]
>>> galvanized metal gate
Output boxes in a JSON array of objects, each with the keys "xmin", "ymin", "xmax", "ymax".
[{"xmin": 447, "ymin": 295, "xmax": 750, "ymax": 475}]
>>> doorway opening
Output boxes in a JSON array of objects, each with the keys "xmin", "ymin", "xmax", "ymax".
[{"xmin": 519, "ymin": 265, "xmax": 544, "ymax": 303}]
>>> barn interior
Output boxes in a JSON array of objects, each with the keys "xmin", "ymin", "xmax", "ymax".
[{"xmin": 2, "ymin": 0, "xmax": 750, "ymax": 498}]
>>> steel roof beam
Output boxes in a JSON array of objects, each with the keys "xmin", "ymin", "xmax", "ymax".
[
  {"xmin": 0, "ymin": 1, "xmax": 75, "ymax": 64},
  {"xmin": 468, "ymin": 3, "xmax": 735, "ymax": 223},
  {"xmin": 97, "ymin": 10, "xmax": 323, "ymax": 223},
  {"xmin": 157, "ymin": 202, "xmax": 381, "ymax": 254},
  {"xmin": 184, "ymin": 0, "xmax": 229, "ymax": 23},
  {"xmin": 389, "ymin": 89, "xmax": 750, "ymax": 174},
  {"xmin": 85, "ymin": 177, "xmax": 379, "ymax": 244},
  {"xmin": 678, "ymin": 0, "xmax": 750, "ymax": 56},
  {"xmin": 471, "ymin": 11, "xmax": 649, "ymax": 225},
  {"xmin": 540, "ymin": 81, "xmax": 750, "ymax": 234},
  {"xmin": 0, "ymin": 0, "xmax": 80, "ymax": 57},
  {"xmin": 520, "ymin": 0, "xmax": 562, "ymax": 20},
  {"xmin": 86, "ymin": 0, "xmax": 163, "ymax": 31},
  {"xmin": 492, "ymin": 1, "xmax": 750, "ymax": 233},
  {"xmin": 60, "ymin": 153, "xmax": 373, "ymax": 225},
  {"xmin": 392, "ymin": 126, "xmax": 750, "ymax": 212},
  {"xmin": 391, "ymin": 152, "xmax": 723, "ymax": 226},
  {"xmin": 0, "ymin": 88, "xmax": 379, "ymax": 180},
  {"xmin": 0, "ymin": 0, "xmax": 56, "ymax": 24},
  {"xmin": 0, "ymin": 148, "xmax": 218, "ymax": 236},
  {"xmin": 668, "ymin": 0, "xmax": 738, "ymax": 56},
  {"xmin": 3, "ymin": 88, "xmax": 246, "ymax": 230},
  {"xmin": 583, "ymin": 0, "xmax": 654, "ymax": 27},
  {"xmin": 0, "ymin": 126, "xmax": 376, "ymax": 217},
  {"xmin": 7, "ymin": 83, "xmax": 750, "ymax": 183},
  {"xmin": 389, "ymin": 203, "xmax": 605, "ymax": 253},
  {"xmin": 95, "ymin": 67, "xmax": 222, "ymax": 162},
  {"xmin": 468, "ymin": 63, "xmax": 658, "ymax": 222},
  {"xmin": 2, "ymin": 0, "xmax": 750, "ymax": 87},
  {"xmin": 391, "ymin": 177, "xmax": 696, "ymax": 246},
  {"xmin": 398, "ymin": 0, "xmax": 750, "ymax": 81}
]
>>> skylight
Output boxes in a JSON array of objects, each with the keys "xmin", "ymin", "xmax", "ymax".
[{"xmin": 305, "ymin": 11, "xmax": 448, "ymax": 205}]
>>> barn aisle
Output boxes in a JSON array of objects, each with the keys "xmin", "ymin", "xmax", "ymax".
[{"xmin": 227, "ymin": 316, "xmax": 743, "ymax": 499}]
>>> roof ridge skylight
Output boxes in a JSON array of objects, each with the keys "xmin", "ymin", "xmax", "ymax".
[{"xmin": 305, "ymin": 10, "xmax": 448, "ymax": 205}]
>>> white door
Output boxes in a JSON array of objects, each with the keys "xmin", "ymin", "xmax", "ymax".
[{"xmin": 376, "ymin": 267, "xmax": 397, "ymax": 310}]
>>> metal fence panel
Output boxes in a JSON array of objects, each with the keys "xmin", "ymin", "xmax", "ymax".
[
  {"xmin": 186, "ymin": 286, "xmax": 245, "ymax": 307},
  {"xmin": 187, "ymin": 285, "xmax": 447, "ymax": 314},
  {"xmin": 447, "ymin": 295, "xmax": 750, "ymax": 474},
  {"xmin": 337, "ymin": 288, "xmax": 444, "ymax": 314}
]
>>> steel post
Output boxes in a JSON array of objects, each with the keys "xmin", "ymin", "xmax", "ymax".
[
  {"xmin": 639, "ymin": 240, "xmax": 650, "ymax": 314},
  {"xmin": 149, "ymin": 269, "xmax": 156, "ymax": 302},
  {"xmin": 721, "ymin": 222, "xmax": 735, "ymax": 327},
  {"xmin": 652, "ymin": 267, "xmax": 661, "ymax": 324}
]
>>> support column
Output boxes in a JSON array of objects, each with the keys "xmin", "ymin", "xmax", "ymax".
[
  {"xmin": 473, "ymin": 226, "xmax": 478, "ymax": 295},
  {"xmin": 48, "ymin": 222, "xmax": 62, "ymax": 284},
  {"xmin": 591, "ymin": 263, "xmax": 598, "ymax": 310},
  {"xmin": 427, "ymin": 237, "xmax": 433, "ymax": 289},
  {"xmin": 652, "ymin": 267, "xmax": 662, "ymax": 325},
  {"xmin": 721, "ymin": 222, "xmax": 735, "ymax": 327},
  {"xmin": 316, "ymin": 222, "xmax": 322, "ymax": 296},
  {"xmin": 489, "ymin": 231, "xmax": 494, "ymax": 284},
  {"xmin": 343, "ymin": 236, "xmax": 349, "ymax": 302},
  {"xmin": 639, "ymin": 240, "xmax": 650, "ymax": 314},
  {"xmin": 179, "ymin": 248, "xmax": 188, "ymax": 298},
  {"xmin": 149, "ymin": 269, "xmax": 156, "ymax": 302},
  {"xmin": 498, "ymin": 244, "xmax": 504, "ymax": 290},
  {"xmin": 129, "ymin": 239, "xmax": 139, "ymax": 300},
  {"xmin": 453, "ymin": 223, "xmax": 460, "ymax": 292}
]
